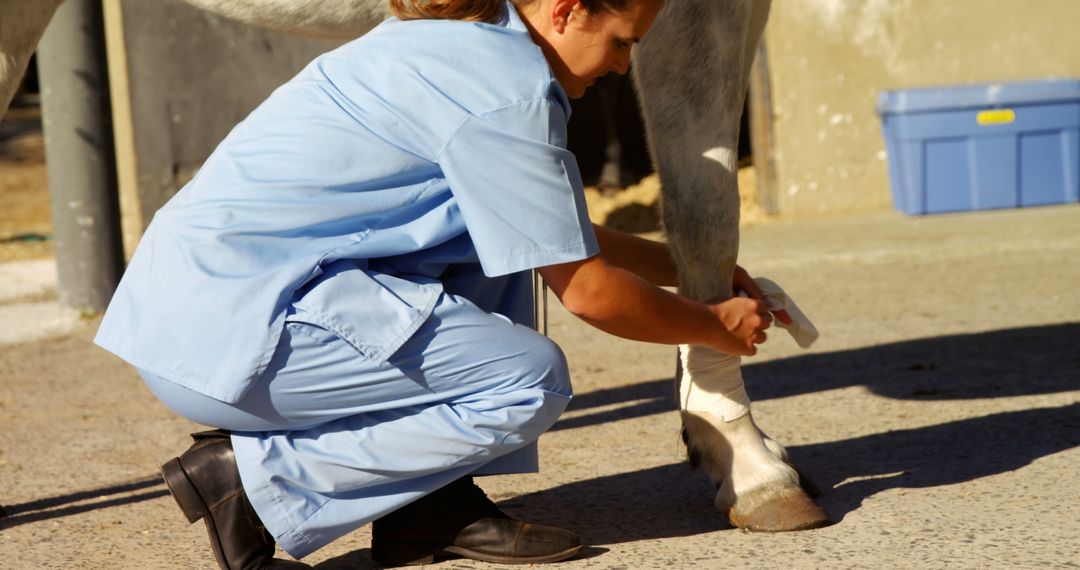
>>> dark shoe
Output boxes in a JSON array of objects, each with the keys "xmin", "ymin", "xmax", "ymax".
[
  {"xmin": 371, "ymin": 477, "xmax": 582, "ymax": 566},
  {"xmin": 161, "ymin": 430, "xmax": 309, "ymax": 570}
]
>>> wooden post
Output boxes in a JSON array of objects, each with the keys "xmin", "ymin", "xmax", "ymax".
[
  {"xmin": 103, "ymin": 0, "xmax": 141, "ymax": 260},
  {"xmin": 748, "ymin": 39, "xmax": 780, "ymax": 215}
]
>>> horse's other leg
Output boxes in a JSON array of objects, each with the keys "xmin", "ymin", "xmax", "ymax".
[
  {"xmin": 0, "ymin": 0, "xmax": 63, "ymax": 119},
  {"xmin": 597, "ymin": 75, "xmax": 632, "ymax": 189},
  {"xmin": 634, "ymin": 0, "xmax": 828, "ymax": 531}
]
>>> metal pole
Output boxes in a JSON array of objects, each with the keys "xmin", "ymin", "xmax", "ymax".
[{"xmin": 37, "ymin": 0, "xmax": 124, "ymax": 312}]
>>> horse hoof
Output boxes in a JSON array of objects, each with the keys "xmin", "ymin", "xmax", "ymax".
[{"xmin": 726, "ymin": 484, "xmax": 830, "ymax": 532}]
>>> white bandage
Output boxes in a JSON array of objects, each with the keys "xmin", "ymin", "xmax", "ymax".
[
  {"xmin": 680, "ymin": 276, "xmax": 818, "ymax": 423},
  {"xmin": 679, "ymin": 344, "xmax": 749, "ymax": 421},
  {"xmin": 744, "ymin": 277, "xmax": 819, "ymax": 348}
]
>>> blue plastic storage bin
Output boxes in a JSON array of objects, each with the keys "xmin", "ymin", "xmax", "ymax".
[{"xmin": 877, "ymin": 78, "xmax": 1080, "ymax": 215}]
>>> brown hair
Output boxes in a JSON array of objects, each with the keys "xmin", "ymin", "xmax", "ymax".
[{"xmin": 388, "ymin": 0, "xmax": 636, "ymax": 24}]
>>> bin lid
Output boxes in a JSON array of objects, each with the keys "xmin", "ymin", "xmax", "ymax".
[{"xmin": 877, "ymin": 78, "xmax": 1080, "ymax": 114}]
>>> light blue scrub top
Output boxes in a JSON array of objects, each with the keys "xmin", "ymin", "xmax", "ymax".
[{"xmin": 95, "ymin": 2, "xmax": 599, "ymax": 404}]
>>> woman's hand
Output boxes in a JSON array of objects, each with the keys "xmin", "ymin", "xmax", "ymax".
[
  {"xmin": 732, "ymin": 264, "xmax": 792, "ymax": 325},
  {"xmin": 706, "ymin": 296, "xmax": 773, "ymax": 356}
]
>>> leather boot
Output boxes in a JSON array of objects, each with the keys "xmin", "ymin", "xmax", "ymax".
[
  {"xmin": 371, "ymin": 476, "xmax": 582, "ymax": 566},
  {"xmin": 160, "ymin": 430, "xmax": 309, "ymax": 569}
]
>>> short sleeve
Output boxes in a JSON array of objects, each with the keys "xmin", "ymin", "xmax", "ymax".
[{"xmin": 438, "ymin": 98, "xmax": 598, "ymax": 277}]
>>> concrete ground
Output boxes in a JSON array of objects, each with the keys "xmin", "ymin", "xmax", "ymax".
[{"xmin": 1, "ymin": 205, "xmax": 1078, "ymax": 569}]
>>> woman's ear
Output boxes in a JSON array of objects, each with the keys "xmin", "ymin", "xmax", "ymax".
[{"xmin": 549, "ymin": 0, "xmax": 579, "ymax": 34}]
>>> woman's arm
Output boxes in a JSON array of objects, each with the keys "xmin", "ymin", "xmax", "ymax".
[
  {"xmin": 538, "ymin": 254, "xmax": 771, "ymax": 356},
  {"xmin": 592, "ymin": 224, "xmax": 793, "ymax": 325},
  {"xmin": 591, "ymin": 223, "xmax": 678, "ymax": 287}
]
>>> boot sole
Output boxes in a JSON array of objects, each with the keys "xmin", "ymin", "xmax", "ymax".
[
  {"xmin": 445, "ymin": 543, "xmax": 584, "ymax": 565},
  {"xmin": 161, "ymin": 457, "xmax": 232, "ymax": 570},
  {"xmin": 373, "ymin": 541, "xmax": 583, "ymax": 566}
]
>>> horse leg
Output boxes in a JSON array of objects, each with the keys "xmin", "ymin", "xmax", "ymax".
[
  {"xmin": 634, "ymin": 0, "xmax": 827, "ymax": 531},
  {"xmin": 682, "ymin": 412, "xmax": 827, "ymax": 530},
  {"xmin": 597, "ymin": 75, "xmax": 634, "ymax": 189}
]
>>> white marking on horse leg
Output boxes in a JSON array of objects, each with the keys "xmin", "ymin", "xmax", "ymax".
[
  {"xmin": 675, "ymin": 294, "xmax": 817, "ymax": 506},
  {"xmin": 679, "ymin": 345, "xmax": 798, "ymax": 509},
  {"xmin": 702, "ymin": 146, "xmax": 739, "ymax": 173},
  {"xmin": 762, "ymin": 432, "xmax": 791, "ymax": 463},
  {"xmin": 704, "ymin": 413, "xmax": 800, "ymax": 513}
]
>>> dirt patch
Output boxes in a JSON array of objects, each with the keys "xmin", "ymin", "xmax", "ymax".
[{"xmin": 0, "ymin": 103, "xmax": 53, "ymax": 262}]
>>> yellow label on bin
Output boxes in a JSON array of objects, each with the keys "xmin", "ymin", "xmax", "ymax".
[{"xmin": 977, "ymin": 109, "xmax": 1016, "ymax": 126}]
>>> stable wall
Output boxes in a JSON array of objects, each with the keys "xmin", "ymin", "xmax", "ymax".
[{"xmin": 763, "ymin": 0, "xmax": 1080, "ymax": 217}]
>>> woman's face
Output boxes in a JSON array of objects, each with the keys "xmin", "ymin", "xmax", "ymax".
[{"xmin": 536, "ymin": 0, "xmax": 663, "ymax": 98}]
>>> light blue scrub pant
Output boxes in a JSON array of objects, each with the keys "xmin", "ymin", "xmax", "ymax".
[{"xmin": 139, "ymin": 272, "xmax": 572, "ymax": 558}]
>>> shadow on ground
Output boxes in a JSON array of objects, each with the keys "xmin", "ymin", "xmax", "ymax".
[
  {"xmin": 4, "ymin": 323, "xmax": 1077, "ymax": 561},
  {"xmin": 530, "ymin": 322, "xmax": 1080, "ymax": 545},
  {"xmin": 554, "ymin": 322, "xmax": 1080, "ymax": 432},
  {"xmin": 313, "ymin": 549, "xmax": 378, "ymax": 569},
  {"xmin": 745, "ymin": 322, "xmax": 1080, "ymax": 402},
  {"xmin": 0, "ymin": 476, "xmax": 167, "ymax": 529},
  {"xmin": 799, "ymin": 402, "xmax": 1080, "ymax": 523},
  {"xmin": 516, "ymin": 402, "xmax": 1080, "ymax": 546},
  {"xmin": 312, "ymin": 546, "xmax": 610, "ymax": 569}
]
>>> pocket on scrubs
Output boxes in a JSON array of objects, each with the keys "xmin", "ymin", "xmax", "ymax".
[{"xmin": 287, "ymin": 259, "xmax": 441, "ymax": 363}]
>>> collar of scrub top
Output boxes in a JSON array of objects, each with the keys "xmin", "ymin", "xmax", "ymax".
[
  {"xmin": 497, "ymin": 0, "xmax": 523, "ymax": 32},
  {"xmin": 495, "ymin": 0, "xmax": 572, "ymax": 121}
]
